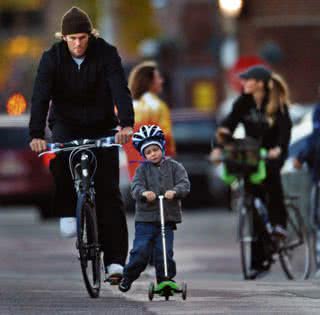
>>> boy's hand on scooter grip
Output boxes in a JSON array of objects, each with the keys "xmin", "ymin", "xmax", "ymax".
[
  {"xmin": 164, "ymin": 190, "xmax": 176, "ymax": 200},
  {"xmin": 142, "ymin": 191, "xmax": 157, "ymax": 202}
]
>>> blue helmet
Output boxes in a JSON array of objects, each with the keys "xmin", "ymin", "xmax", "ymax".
[{"xmin": 132, "ymin": 125, "xmax": 166, "ymax": 157}]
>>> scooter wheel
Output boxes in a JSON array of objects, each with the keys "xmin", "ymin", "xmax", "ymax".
[
  {"xmin": 148, "ymin": 282, "xmax": 154, "ymax": 301},
  {"xmin": 181, "ymin": 282, "xmax": 187, "ymax": 300}
]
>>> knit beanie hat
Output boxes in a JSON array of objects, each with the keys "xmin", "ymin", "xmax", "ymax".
[{"xmin": 61, "ymin": 7, "xmax": 92, "ymax": 35}]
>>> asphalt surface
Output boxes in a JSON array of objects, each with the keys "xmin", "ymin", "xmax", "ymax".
[{"xmin": 0, "ymin": 207, "xmax": 320, "ymax": 314}]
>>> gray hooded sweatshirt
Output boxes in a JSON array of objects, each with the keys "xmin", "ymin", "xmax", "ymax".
[{"xmin": 131, "ymin": 157, "xmax": 190, "ymax": 223}]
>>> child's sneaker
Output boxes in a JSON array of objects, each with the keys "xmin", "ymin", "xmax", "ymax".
[{"xmin": 118, "ymin": 277, "xmax": 132, "ymax": 292}]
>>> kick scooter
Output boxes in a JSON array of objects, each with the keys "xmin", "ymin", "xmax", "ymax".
[{"xmin": 148, "ymin": 195, "xmax": 187, "ymax": 301}]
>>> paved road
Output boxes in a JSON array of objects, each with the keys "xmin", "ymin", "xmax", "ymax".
[{"xmin": 0, "ymin": 207, "xmax": 320, "ymax": 314}]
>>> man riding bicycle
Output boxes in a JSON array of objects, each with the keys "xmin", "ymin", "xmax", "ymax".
[{"xmin": 29, "ymin": 7, "xmax": 134, "ymax": 280}]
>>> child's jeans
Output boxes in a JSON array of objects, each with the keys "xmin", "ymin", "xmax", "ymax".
[{"xmin": 123, "ymin": 222, "xmax": 176, "ymax": 283}]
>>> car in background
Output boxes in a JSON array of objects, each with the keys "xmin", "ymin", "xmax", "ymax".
[
  {"xmin": 0, "ymin": 114, "xmax": 54, "ymax": 218},
  {"xmin": 172, "ymin": 109, "xmax": 229, "ymax": 207}
]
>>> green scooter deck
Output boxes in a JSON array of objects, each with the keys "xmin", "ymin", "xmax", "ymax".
[{"xmin": 154, "ymin": 281, "xmax": 181, "ymax": 296}]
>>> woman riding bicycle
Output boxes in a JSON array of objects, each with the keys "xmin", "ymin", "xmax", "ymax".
[{"xmin": 211, "ymin": 65, "xmax": 292, "ymax": 275}]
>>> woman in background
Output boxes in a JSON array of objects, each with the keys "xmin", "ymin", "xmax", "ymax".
[{"xmin": 124, "ymin": 61, "xmax": 176, "ymax": 179}]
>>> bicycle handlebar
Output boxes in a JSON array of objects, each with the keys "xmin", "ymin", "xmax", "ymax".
[
  {"xmin": 140, "ymin": 194, "xmax": 179, "ymax": 202},
  {"xmin": 38, "ymin": 136, "xmax": 120, "ymax": 157},
  {"xmin": 210, "ymin": 147, "xmax": 268, "ymax": 164},
  {"xmin": 210, "ymin": 146, "xmax": 268, "ymax": 185}
]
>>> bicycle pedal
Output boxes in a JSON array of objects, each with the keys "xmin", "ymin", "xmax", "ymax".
[{"xmin": 105, "ymin": 274, "xmax": 122, "ymax": 285}]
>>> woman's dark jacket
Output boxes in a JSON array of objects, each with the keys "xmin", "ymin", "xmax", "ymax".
[
  {"xmin": 29, "ymin": 37, "xmax": 134, "ymax": 139},
  {"xmin": 221, "ymin": 94, "xmax": 292, "ymax": 163}
]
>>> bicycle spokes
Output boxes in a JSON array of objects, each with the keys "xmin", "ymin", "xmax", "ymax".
[
  {"xmin": 279, "ymin": 204, "xmax": 311, "ymax": 280},
  {"xmin": 78, "ymin": 200, "xmax": 101, "ymax": 298}
]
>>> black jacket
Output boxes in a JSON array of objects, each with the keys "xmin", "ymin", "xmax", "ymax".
[
  {"xmin": 29, "ymin": 37, "xmax": 134, "ymax": 139},
  {"xmin": 221, "ymin": 94, "xmax": 292, "ymax": 161}
]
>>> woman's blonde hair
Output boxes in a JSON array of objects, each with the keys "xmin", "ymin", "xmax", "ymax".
[
  {"xmin": 54, "ymin": 28, "xmax": 100, "ymax": 40},
  {"xmin": 128, "ymin": 61, "xmax": 158, "ymax": 100},
  {"xmin": 266, "ymin": 72, "xmax": 290, "ymax": 123}
]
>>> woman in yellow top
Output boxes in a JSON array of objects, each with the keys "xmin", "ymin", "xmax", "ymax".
[{"xmin": 124, "ymin": 61, "xmax": 176, "ymax": 179}]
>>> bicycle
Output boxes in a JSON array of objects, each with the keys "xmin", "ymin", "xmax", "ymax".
[
  {"xmin": 40, "ymin": 136, "xmax": 120, "ymax": 298},
  {"xmin": 215, "ymin": 138, "xmax": 311, "ymax": 280}
]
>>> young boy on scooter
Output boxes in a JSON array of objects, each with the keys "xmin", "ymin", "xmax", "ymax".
[{"xmin": 119, "ymin": 125, "xmax": 190, "ymax": 292}]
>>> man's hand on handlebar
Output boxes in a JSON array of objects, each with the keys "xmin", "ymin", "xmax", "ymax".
[
  {"xmin": 115, "ymin": 126, "xmax": 133, "ymax": 144},
  {"xmin": 30, "ymin": 138, "xmax": 47, "ymax": 153}
]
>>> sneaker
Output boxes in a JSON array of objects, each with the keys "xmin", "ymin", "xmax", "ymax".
[
  {"xmin": 59, "ymin": 217, "xmax": 77, "ymax": 238},
  {"xmin": 272, "ymin": 225, "xmax": 288, "ymax": 240},
  {"xmin": 107, "ymin": 263, "xmax": 123, "ymax": 276},
  {"xmin": 106, "ymin": 264, "xmax": 123, "ymax": 285},
  {"xmin": 118, "ymin": 277, "xmax": 132, "ymax": 292}
]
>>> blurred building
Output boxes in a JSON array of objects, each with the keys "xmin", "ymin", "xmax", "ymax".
[
  {"xmin": 2, "ymin": 0, "xmax": 317, "ymax": 116},
  {"xmin": 236, "ymin": 0, "xmax": 320, "ymax": 104},
  {"xmin": 107, "ymin": 0, "xmax": 223, "ymax": 112},
  {"xmin": 153, "ymin": 0, "xmax": 223, "ymax": 112},
  {"xmin": 0, "ymin": 0, "xmax": 98, "ymax": 114},
  {"xmin": 0, "ymin": 0, "xmax": 46, "ymax": 114}
]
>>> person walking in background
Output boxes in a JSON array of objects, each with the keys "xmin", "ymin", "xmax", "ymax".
[
  {"xmin": 29, "ymin": 7, "xmax": 134, "ymax": 282},
  {"xmin": 293, "ymin": 84, "xmax": 320, "ymax": 179},
  {"xmin": 119, "ymin": 125, "xmax": 190, "ymax": 292},
  {"xmin": 211, "ymin": 65, "xmax": 292, "ymax": 278},
  {"xmin": 123, "ymin": 61, "xmax": 176, "ymax": 180}
]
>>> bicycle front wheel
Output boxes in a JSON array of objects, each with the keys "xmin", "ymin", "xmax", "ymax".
[
  {"xmin": 239, "ymin": 205, "xmax": 254, "ymax": 279},
  {"xmin": 279, "ymin": 203, "xmax": 311, "ymax": 280},
  {"xmin": 77, "ymin": 198, "xmax": 101, "ymax": 298}
]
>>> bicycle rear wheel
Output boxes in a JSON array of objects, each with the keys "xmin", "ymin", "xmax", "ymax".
[
  {"xmin": 239, "ymin": 205, "xmax": 254, "ymax": 279},
  {"xmin": 279, "ymin": 203, "xmax": 311, "ymax": 280},
  {"xmin": 77, "ymin": 197, "xmax": 101, "ymax": 298}
]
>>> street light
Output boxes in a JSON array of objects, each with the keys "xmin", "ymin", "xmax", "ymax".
[{"xmin": 218, "ymin": 0, "xmax": 243, "ymax": 18}]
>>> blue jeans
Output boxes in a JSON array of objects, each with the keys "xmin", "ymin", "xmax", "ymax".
[{"xmin": 123, "ymin": 222, "xmax": 176, "ymax": 283}]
